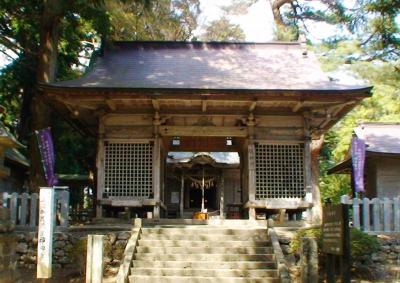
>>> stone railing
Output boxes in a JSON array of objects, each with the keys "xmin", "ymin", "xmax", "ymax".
[
  {"xmin": 2, "ymin": 188, "xmax": 70, "ymax": 229},
  {"xmin": 267, "ymin": 219, "xmax": 291, "ymax": 283},
  {"xmin": 341, "ymin": 195, "xmax": 400, "ymax": 233}
]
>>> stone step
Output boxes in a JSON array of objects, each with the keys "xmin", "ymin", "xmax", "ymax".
[
  {"xmin": 130, "ymin": 267, "xmax": 279, "ymax": 277},
  {"xmin": 132, "ymin": 260, "xmax": 276, "ymax": 269},
  {"xmin": 141, "ymin": 228, "xmax": 268, "ymax": 236},
  {"xmin": 142, "ymin": 219, "xmax": 269, "ymax": 227},
  {"xmin": 134, "ymin": 253, "xmax": 275, "ymax": 261},
  {"xmin": 136, "ymin": 246, "xmax": 274, "ymax": 254},
  {"xmin": 141, "ymin": 234, "xmax": 269, "ymax": 241},
  {"xmin": 137, "ymin": 239, "xmax": 271, "ymax": 248},
  {"xmin": 129, "ymin": 275, "xmax": 279, "ymax": 283}
]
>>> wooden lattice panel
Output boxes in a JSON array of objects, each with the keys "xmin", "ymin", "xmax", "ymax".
[
  {"xmin": 255, "ymin": 144, "xmax": 304, "ymax": 199},
  {"xmin": 104, "ymin": 142, "xmax": 153, "ymax": 198}
]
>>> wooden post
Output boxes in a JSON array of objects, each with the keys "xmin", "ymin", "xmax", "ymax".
[
  {"xmin": 394, "ymin": 197, "xmax": 400, "ymax": 232},
  {"xmin": 20, "ymin": 193, "xmax": 28, "ymax": 226},
  {"xmin": 86, "ymin": 235, "xmax": 104, "ymax": 283},
  {"xmin": 326, "ymin": 254, "xmax": 335, "ymax": 283},
  {"xmin": 248, "ymin": 142, "xmax": 256, "ymax": 220},
  {"xmin": 304, "ymin": 139, "xmax": 313, "ymax": 223},
  {"xmin": 362, "ymin": 197, "xmax": 370, "ymax": 232},
  {"xmin": 371, "ymin": 198, "xmax": 381, "ymax": 232},
  {"xmin": 219, "ymin": 171, "xmax": 225, "ymax": 219},
  {"xmin": 341, "ymin": 204, "xmax": 351, "ymax": 283},
  {"xmin": 383, "ymin": 198, "xmax": 391, "ymax": 232},
  {"xmin": 180, "ymin": 174, "xmax": 184, "ymax": 218},
  {"xmin": 352, "ymin": 198, "xmax": 360, "ymax": 229},
  {"xmin": 9, "ymin": 192, "xmax": 17, "ymax": 225},
  {"xmin": 58, "ymin": 189, "xmax": 69, "ymax": 227},
  {"xmin": 37, "ymin": 187, "xmax": 55, "ymax": 279},
  {"xmin": 30, "ymin": 193, "xmax": 39, "ymax": 227},
  {"xmin": 153, "ymin": 135, "xmax": 161, "ymax": 219},
  {"xmin": 96, "ymin": 117, "xmax": 105, "ymax": 218},
  {"xmin": 300, "ymin": 237, "xmax": 318, "ymax": 283}
]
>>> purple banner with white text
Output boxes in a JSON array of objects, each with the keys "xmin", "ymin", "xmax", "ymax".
[
  {"xmin": 351, "ymin": 137, "xmax": 366, "ymax": 193},
  {"xmin": 36, "ymin": 128, "xmax": 58, "ymax": 187}
]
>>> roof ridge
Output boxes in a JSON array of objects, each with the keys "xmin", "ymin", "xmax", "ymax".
[
  {"xmin": 358, "ymin": 122, "xmax": 400, "ymax": 126},
  {"xmin": 107, "ymin": 40, "xmax": 302, "ymax": 47}
]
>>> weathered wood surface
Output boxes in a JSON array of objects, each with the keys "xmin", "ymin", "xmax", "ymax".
[
  {"xmin": 86, "ymin": 235, "xmax": 104, "ymax": 283},
  {"xmin": 341, "ymin": 195, "xmax": 400, "ymax": 232},
  {"xmin": 2, "ymin": 190, "xmax": 69, "ymax": 228}
]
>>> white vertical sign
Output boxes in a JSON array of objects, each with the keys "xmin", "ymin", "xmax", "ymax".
[{"xmin": 37, "ymin": 187, "xmax": 55, "ymax": 278}]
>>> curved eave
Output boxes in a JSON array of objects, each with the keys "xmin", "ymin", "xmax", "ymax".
[{"xmin": 40, "ymin": 84, "xmax": 373, "ymax": 98}]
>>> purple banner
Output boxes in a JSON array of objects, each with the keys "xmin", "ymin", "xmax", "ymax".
[
  {"xmin": 36, "ymin": 128, "xmax": 58, "ymax": 187},
  {"xmin": 351, "ymin": 137, "xmax": 366, "ymax": 193}
]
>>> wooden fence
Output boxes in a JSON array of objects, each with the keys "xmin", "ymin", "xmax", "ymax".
[
  {"xmin": 340, "ymin": 195, "xmax": 400, "ymax": 233},
  {"xmin": 2, "ymin": 189, "xmax": 70, "ymax": 229}
]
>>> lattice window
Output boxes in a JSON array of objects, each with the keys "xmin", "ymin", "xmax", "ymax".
[
  {"xmin": 255, "ymin": 144, "xmax": 304, "ymax": 199},
  {"xmin": 104, "ymin": 142, "xmax": 153, "ymax": 198}
]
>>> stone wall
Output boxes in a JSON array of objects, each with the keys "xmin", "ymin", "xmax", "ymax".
[
  {"xmin": 0, "ymin": 203, "xmax": 18, "ymax": 282},
  {"xmin": 15, "ymin": 230, "xmax": 132, "ymax": 277},
  {"xmin": 278, "ymin": 234, "xmax": 400, "ymax": 282}
]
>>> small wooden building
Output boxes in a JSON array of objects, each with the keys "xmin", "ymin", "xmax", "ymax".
[
  {"xmin": 328, "ymin": 122, "xmax": 400, "ymax": 199},
  {"xmin": 41, "ymin": 41, "xmax": 372, "ymax": 221},
  {"xmin": 0, "ymin": 118, "xmax": 29, "ymax": 193}
]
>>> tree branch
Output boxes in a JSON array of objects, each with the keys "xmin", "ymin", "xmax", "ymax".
[{"xmin": 269, "ymin": 0, "xmax": 294, "ymax": 27}]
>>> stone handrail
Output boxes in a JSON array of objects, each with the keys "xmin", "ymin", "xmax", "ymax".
[
  {"xmin": 268, "ymin": 219, "xmax": 291, "ymax": 283},
  {"xmin": 116, "ymin": 219, "xmax": 142, "ymax": 283}
]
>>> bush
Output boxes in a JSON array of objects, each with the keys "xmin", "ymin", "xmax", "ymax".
[
  {"xmin": 67, "ymin": 237, "xmax": 87, "ymax": 275},
  {"xmin": 290, "ymin": 227, "xmax": 323, "ymax": 253},
  {"xmin": 290, "ymin": 227, "xmax": 380, "ymax": 260},
  {"xmin": 350, "ymin": 228, "xmax": 380, "ymax": 260}
]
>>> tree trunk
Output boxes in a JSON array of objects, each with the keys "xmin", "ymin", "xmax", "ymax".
[
  {"xmin": 29, "ymin": 0, "xmax": 62, "ymax": 191},
  {"xmin": 269, "ymin": 0, "xmax": 293, "ymax": 27}
]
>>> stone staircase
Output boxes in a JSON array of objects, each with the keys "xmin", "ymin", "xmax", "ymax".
[{"xmin": 128, "ymin": 223, "xmax": 280, "ymax": 282}]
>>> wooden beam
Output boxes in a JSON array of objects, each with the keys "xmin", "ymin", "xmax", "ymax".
[
  {"xmin": 159, "ymin": 125, "xmax": 248, "ymax": 137},
  {"xmin": 202, "ymin": 100, "xmax": 207, "ymax": 112},
  {"xmin": 249, "ymin": 101, "xmax": 257, "ymax": 112},
  {"xmin": 152, "ymin": 99, "xmax": 160, "ymax": 111},
  {"xmin": 292, "ymin": 101, "xmax": 304, "ymax": 112},
  {"xmin": 105, "ymin": 99, "xmax": 117, "ymax": 111}
]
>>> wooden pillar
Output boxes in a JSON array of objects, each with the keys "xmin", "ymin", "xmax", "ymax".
[
  {"xmin": 247, "ymin": 113, "xmax": 256, "ymax": 220},
  {"xmin": 180, "ymin": 174, "xmax": 184, "ymax": 218},
  {"xmin": 219, "ymin": 171, "xmax": 225, "ymax": 219},
  {"xmin": 304, "ymin": 138, "xmax": 313, "ymax": 222},
  {"xmin": 303, "ymin": 113, "xmax": 323, "ymax": 224},
  {"xmin": 95, "ymin": 116, "xmax": 106, "ymax": 218},
  {"xmin": 153, "ymin": 112, "xmax": 161, "ymax": 219}
]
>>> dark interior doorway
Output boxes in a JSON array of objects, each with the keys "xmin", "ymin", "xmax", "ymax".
[{"xmin": 189, "ymin": 185, "xmax": 217, "ymax": 210}]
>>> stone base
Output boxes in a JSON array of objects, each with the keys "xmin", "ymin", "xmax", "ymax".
[{"xmin": 0, "ymin": 234, "xmax": 18, "ymax": 282}]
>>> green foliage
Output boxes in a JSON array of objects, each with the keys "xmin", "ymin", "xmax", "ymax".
[
  {"xmin": 201, "ymin": 16, "xmax": 245, "ymax": 42},
  {"xmin": 53, "ymin": 118, "xmax": 95, "ymax": 174},
  {"xmin": 290, "ymin": 227, "xmax": 380, "ymax": 261},
  {"xmin": 106, "ymin": 0, "xmax": 200, "ymax": 41},
  {"xmin": 0, "ymin": 0, "xmax": 201, "ymax": 176},
  {"xmin": 350, "ymin": 228, "xmax": 380, "ymax": 260},
  {"xmin": 274, "ymin": 0, "xmax": 400, "ymax": 60},
  {"xmin": 290, "ymin": 227, "xmax": 322, "ymax": 253},
  {"xmin": 315, "ymin": 39, "xmax": 400, "ymax": 201},
  {"xmin": 67, "ymin": 237, "xmax": 87, "ymax": 275}
]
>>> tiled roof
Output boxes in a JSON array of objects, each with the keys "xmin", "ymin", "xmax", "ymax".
[
  {"xmin": 355, "ymin": 122, "xmax": 400, "ymax": 154},
  {"xmin": 50, "ymin": 41, "xmax": 370, "ymax": 91}
]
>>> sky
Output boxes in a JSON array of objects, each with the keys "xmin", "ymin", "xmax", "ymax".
[
  {"xmin": 193, "ymin": 0, "xmax": 343, "ymax": 42},
  {"xmin": 0, "ymin": 1, "xmax": 345, "ymax": 68},
  {"xmin": 193, "ymin": 0, "xmax": 275, "ymax": 42}
]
